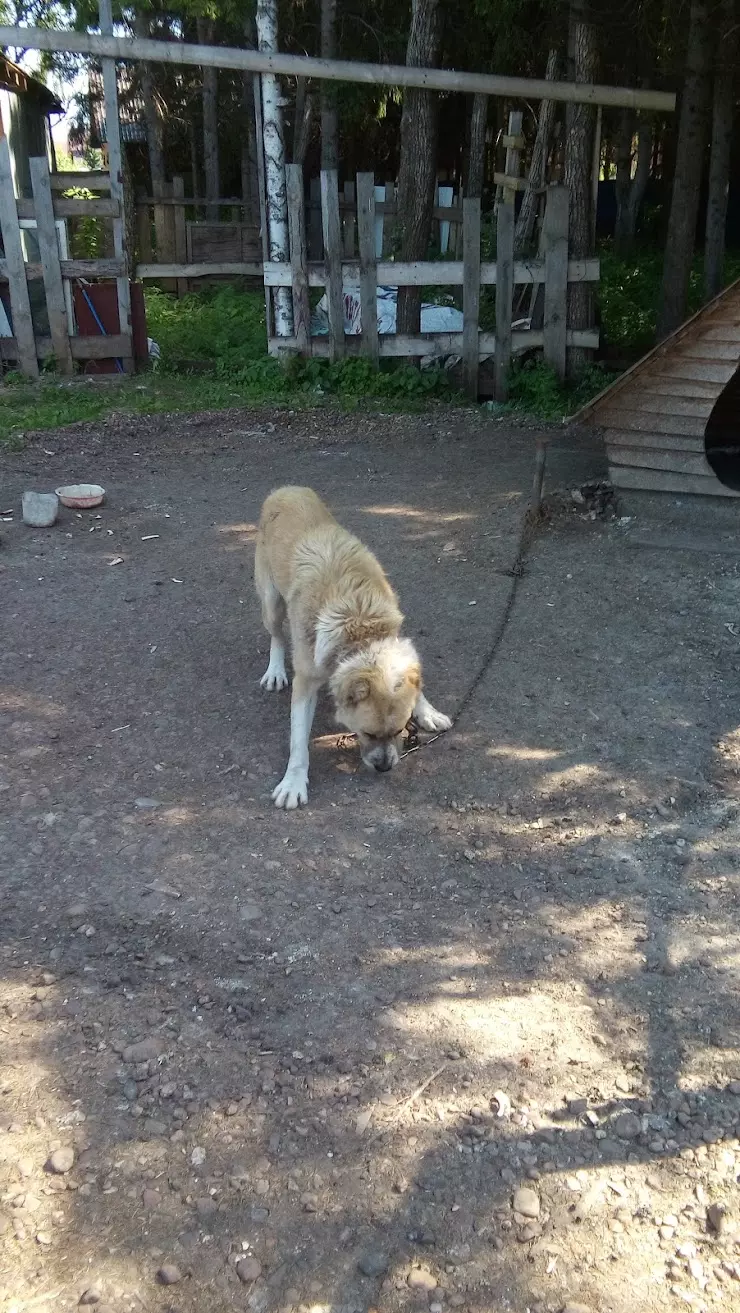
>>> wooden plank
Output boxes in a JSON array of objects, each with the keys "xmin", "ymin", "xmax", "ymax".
[
  {"xmin": 656, "ymin": 360, "xmax": 735, "ymax": 385},
  {"xmin": 308, "ymin": 175, "xmax": 322, "ymax": 260},
  {"xmin": 646, "ymin": 377, "xmax": 721, "ymax": 400},
  {"xmin": 136, "ymin": 261, "xmax": 263, "ymax": 278},
  {"xmin": 494, "ymin": 206, "xmax": 514, "ymax": 398},
  {"xmin": 603, "ymin": 428, "xmax": 706, "ymax": 453},
  {"xmin": 286, "ymin": 163, "xmax": 310, "ymax": 354},
  {"xmin": 171, "ymin": 176, "xmax": 188, "ymax": 298},
  {"xmin": 609, "ymin": 465, "xmax": 740, "ymax": 498},
  {"xmin": 71, "ymin": 333, "xmax": 131, "ymax": 359},
  {"xmin": 99, "ymin": 0, "xmax": 134, "ymax": 372},
  {"xmin": 261, "ymin": 256, "xmax": 599, "ymax": 288},
  {"xmin": 462, "ymin": 196, "xmax": 481, "ymax": 399},
  {"xmin": 356, "ymin": 172, "xmax": 378, "ymax": 365},
  {"xmin": 599, "ymin": 408, "xmax": 707, "ymax": 437},
  {"xmin": 676, "ymin": 340, "xmax": 740, "ymax": 362},
  {"xmin": 608, "ymin": 447, "xmax": 712, "ymax": 475},
  {"xmin": 0, "ymin": 135, "xmax": 38, "ymax": 378},
  {"xmin": 30, "ymin": 154, "xmax": 74, "ymax": 375},
  {"xmin": 542, "ymin": 185, "xmax": 569, "ymax": 379},
  {"xmin": 268, "ymin": 326, "xmax": 599, "ymax": 359},
  {"xmin": 342, "ymin": 180, "xmax": 356, "ymax": 257},
  {"xmin": 15, "ymin": 197, "xmax": 120, "ymax": 219},
  {"xmin": 0, "ymin": 25, "xmax": 678, "ymax": 112},
  {"xmin": 50, "ymin": 170, "xmax": 111, "ymax": 191},
  {"xmin": 702, "ymin": 324, "xmax": 740, "ymax": 342},
  {"xmin": 610, "ymin": 392, "xmax": 715, "ymax": 419},
  {"xmin": 0, "ymin": 257, "xmax": 126, "ymax": 280},
  {"xmin": 320, "ymin": 168, "xmax": 344, "ymax": 360}
]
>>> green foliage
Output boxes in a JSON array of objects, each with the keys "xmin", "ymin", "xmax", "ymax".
[
  {"xmin": 597, "ymin": 246, "xmax": 740, "ymax": 350},
  {"xmin": 506, "ymin": 359, "xmax": 612, "ymax": 422}
]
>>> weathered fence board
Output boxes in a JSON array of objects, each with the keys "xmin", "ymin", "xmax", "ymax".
[
  {"xmin": 543, "ymin": 185, "xmax": 569, "ymax": 378},
  {"xmin": 357, "ymin": 172, "xmax": 378, "ymax": 365},
  {"xmin": 0, "ymin": 135, "xmax": 39, "ymax": 378},
  {"xmin": 286, "ymin": 163, "xmax": 310, "ymax": 353},
  {"xmin": 462, "ymin": 197, "xmax": 481, "ymax": 398},
  {"xmin": 30, "ymin": 154, "xmax": 74, "ymax": 374},
  {"xmin": 320, "ymin": 169, "xmax": 345, "ymax": 360}
]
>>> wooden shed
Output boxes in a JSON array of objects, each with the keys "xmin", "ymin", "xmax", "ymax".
[
  {"xmin": 573, "ymin": 278, "xmax": 740, "ymax": 499},
  {"xmin": 0, "ymin": 54, "xmax": 61, "ymax": 198}
]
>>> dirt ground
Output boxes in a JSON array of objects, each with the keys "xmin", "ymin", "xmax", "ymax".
[{"xmin": 1, "ymin": 404, "xmax": 740, "ymax": 1313}]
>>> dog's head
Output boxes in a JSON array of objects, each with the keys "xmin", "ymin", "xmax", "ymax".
[{"xmin": 330, "ymin": 638, "xmax": 421, "ymax": 773}]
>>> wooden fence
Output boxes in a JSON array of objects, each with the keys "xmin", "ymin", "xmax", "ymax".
[
  {"xmin": 0, "ymin": 141, "xmax": 134, "ymax": 376},
  {"xmin": 268, "ymin": 168, "xmax": 599, "ymax": 399}
]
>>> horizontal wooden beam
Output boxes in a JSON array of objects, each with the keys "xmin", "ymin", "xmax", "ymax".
[
  {"xmin": 268, "ymin": 328, "xmax": 599, "ymax": 357},
  {"xmin": 262, "ymin": 257, "xmax": 600, "ymax": 288},
  {"xmin": 0, "ymin": 257, "xmax": 125, "ymax": 280},
  {"xmin": 0, "ymin": 333, "xmax": 131, "ymax": 360},
  {"xmin": 16, "ymin": 196, "xmax": 120, "ymax": 218},
  {"xmin": 0, "ymin": 26, "xmax": 676, "ymax": 111},
  {"xmin": 136, "ymin": 261, "xmax": 263, "ymax": 278},
  {"xmin": 50, "ymin": 170, "xmax": 111, "ymax": 191}
]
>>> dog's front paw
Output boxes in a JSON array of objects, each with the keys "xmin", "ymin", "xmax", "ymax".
[
  {"xmin": 272, "ymin": 770, "xmax": 308, "ymax": 810},
  {"xmin": 416, "ymin": 706, "xmax": 453, "ymax": 733},
  {"xmin": 260, "ymin": 666, "xmax": 289, "ymax": 691}
]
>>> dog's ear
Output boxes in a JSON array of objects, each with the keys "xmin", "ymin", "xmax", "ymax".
[{"xmin": 346, "ymin": 675, "xmax": 371, "ymax": 706}]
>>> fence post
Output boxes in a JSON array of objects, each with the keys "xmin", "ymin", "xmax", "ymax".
[
  {"xmin": 342, "ymin": 180, "xmax": 356, "ymax": 257},
  {"xmin": 0, "ymin": 136, "xmax": 38, "ymax": 379},
  {"xmin": 135, "ymin": 187, "xmax": 153, "ymax": 263},
  {"xmin": 494, "ymin": 109, "xmax": 522, "ymax": 401},
  {"xmin": 286, "ymin": 163, "xmax": 310, "ymax": 354},
  {"xmin": 542, "ymin": 184, "xmax": 569, "ymax": 380},
  {"xmin": 308, "ymin": 176, "xmax": 322, "ymax": 258},
  {"xmin": 462, "ymin": 196, "xmax": 481, "ymax": 400},
  {"xmin": 320, "ymin": 168, "xmax": 344, "ymax": 360},
  {"xmin": 30, "ymin": 154, "xmax": 73, "ymax": 375},
  {"xmin": 171, "ymin": 175, "xmax": 188, "ymax": 298},
  {"xmin": 99, "ymin": 0, "xmax": 134, "ymax": 371},
  {"xmin": 356, "ymin": 172, "xmax": 378, "ymax": 365}
]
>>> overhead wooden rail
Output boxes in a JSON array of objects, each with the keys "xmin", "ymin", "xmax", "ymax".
[{"xmin": 0, "ymin": 26, "xmax": 675, "ymax": 112}]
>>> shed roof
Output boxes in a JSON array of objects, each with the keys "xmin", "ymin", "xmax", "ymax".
[{"xmin": 0, "ymin": 52, "xmax": 62, "ymax": 112}]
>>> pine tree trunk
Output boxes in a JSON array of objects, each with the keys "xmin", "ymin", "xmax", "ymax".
[
  {"xmin": 514, "ymin": 48, "xmax": 559, "ymax": 256},
  {"xmin": 613, "ymin": 109, "xmax": 633, "ymax": 247},
  {"xmin": 135, "ymin": 12, "xmax": 166, "ymax": 198},
  {"xmin": 465, "ymin": 93, "xmax": 488, "ymax": 200},
  {"xmin": 320, "ymin": 0, "xmax": 339, "ymax": 171},
  {"xmin": 657, "ymin": 0, "xmax": 712, "ymax": 339},
  {"xmin": 564, "ymin": 0, "xmax": 597, "ymax": 376},
  {"xmin": 256, "ymin": 0, "xmax": 292, "ymax": 335},
  {"xmin": 396, "ymin": 0, "xmax": 443, "ymax": 336},
  {"xmin": 196, "ymin": 18, "xmax": 220, "ymax": 222},
  {"xmin": 704, "ymin": 0, "xmax": 737, "ymax": 301},
  {"xmin": 623, "ymin": 117, "xmax": 652, "ymax": 244}
]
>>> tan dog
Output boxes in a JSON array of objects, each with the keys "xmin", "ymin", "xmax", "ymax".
[{"xmin": 255, "ymin": 486, "xmax": 452, "ymax": 809}]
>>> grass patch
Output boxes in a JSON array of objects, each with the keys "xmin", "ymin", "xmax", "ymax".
[{"xmin": 505, "ymin": 359, "xmax": 612, "ymax": 422}]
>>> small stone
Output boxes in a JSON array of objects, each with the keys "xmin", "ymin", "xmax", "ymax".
[
  {"xmin": 512, "ymin": 1187, "xmax": 540, "ymax": 1219},
  {"xmin": 408, "ymin": 1269, "xmax": 437, "ymax": 1292},
  {"xmin": 190, "ymin": 1146, "xmax": 206, "ymax": 1166},
  {"xmin": 195, "ymin": 1196, "xmax": 217, "ymax": 1218},
  {"xmin": 300, "ymin": 1193, "xmax": 318, "ymax": 1212},
  {"xmin": 358, "ymin": 1253, "xmax": 389, "ymax": 1278},
  {"xmin": 134, "ymin": 797, "xmax": 160, "ymax": 809},
  {"xmin": 142, "ymin": 1189, "xmax": 161, "ymax": 1209},
  {"xmin": 707, "ymin": 1203, "xmax": 727, "ymax": 1235},
  {"xmin": 240, "ymin": 904, "xmax": 263, "ymax": 923},
  {"xmin": 36, "ymin": 1231, "xmax": 53, "ymax": 1246},
  {"xmin": 22, "ymin": 491, "xmax": 58, "ymax": 527},
  {"xmin": 79, "ymin": 1288, "xmax": 102, "ymax": 1305},
  {"xmin": 236, "ymin": 1257, "xmax": 262, "ymax": 1283},
  {"xmin": 728, "ymin": 1081, "xmax": 740, "ymax": 1096},
  {"xmin": 659, "ymin": 1225, "xmax": 675, "ymax": 1240},
  {"xmin": 562, "ymin": 1305, "xmax": 593, "ymax": 1313},
  {"xmin": 47, "ymin": 1147, "xmax": 75, "ymax": 1175},
  {"xmin": 614, "ymin": 1112, "xmax": 641, "ymax": 1140},
  {"xmin": 122, "ymin": 1037, "xmax": 165, "ymax": 1064},
  {"xmin": 519, "ymin": 1221, "xmax": 543, "ymax": 1241},
  {"xmin": 156, "ymin": 1264, "xmax": 182, "ymax": 1286}
]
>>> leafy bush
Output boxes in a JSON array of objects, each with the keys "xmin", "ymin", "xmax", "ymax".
[{"xmin": 506, "ymin": 358, "xmax": 612, "ymax": 421}]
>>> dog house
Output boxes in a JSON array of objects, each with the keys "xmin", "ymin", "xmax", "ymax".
[{"xmin": 573, "ymin": 278, "xmax": 740, "ymax": 498}]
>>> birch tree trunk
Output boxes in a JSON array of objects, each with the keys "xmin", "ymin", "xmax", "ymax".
[
  {"xmin": 514, "ymin": 48, "xmax": 559, "ymax": 256},
  {"xmin": 704, "ymin": 0, "xmax": 737, "ymax": 301},
  {"xmin": 256, "ymin": 0, "xmax": 292, "ymax": 335},
  {"xmin": 196, "ymin": 17, "xmax": 220, "ymax": 222},
  {"xmin": 396, "ymin": 0, "xmax": 443, "ymax": 336},
  {"xmin": 657, "ymin": 0, "xmax": 712, "ymax": 339},
  {"xmin": 320, "ymin": 0, "xmax": 339, "ymax": 171},
  {"xmin": 564, "ymin": 1, "xmax": 597, "ymax": 376}
]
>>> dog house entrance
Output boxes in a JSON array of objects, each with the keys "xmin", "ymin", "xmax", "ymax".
[{"xmin": 705, "ymin": 365, "xmax": 740, "ymax": 491}]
